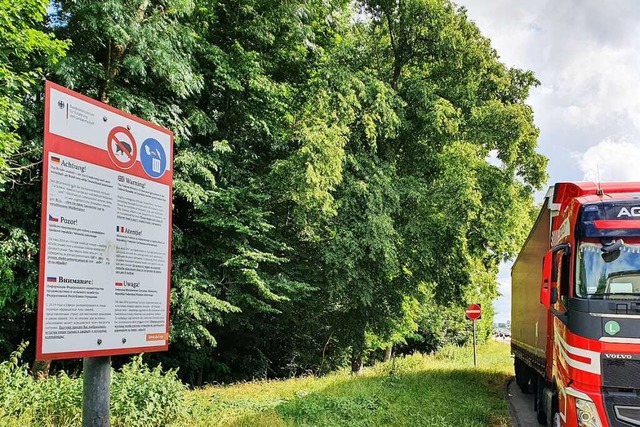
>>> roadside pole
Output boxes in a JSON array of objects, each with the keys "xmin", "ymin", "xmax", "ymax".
[
  {"xmin": 82, "ymin": 357, "xmax": 111, "ymax": 427},
  {"xmin": 472, "ymin": 319, "xmax": 477, "ymax": 368},
  {"xmin": 465, "ymin": 303, "xmax": 481, "ymax": 368}
]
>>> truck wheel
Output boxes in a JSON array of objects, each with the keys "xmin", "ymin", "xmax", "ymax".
[
  {"xmin": 536, "ymin": 392, "xmax": 546, "ymax": 424},
  {"xmin": 535, "ymin": 376, "xmax": 546, "ymax": 424},
  {"xmin": 514, "ymin": 358, "xmax": 522, "ymax": 388},
  {"xmin": 546, "ymin": 398, "xmax": 559, "ymax": 427},
  {"xmin": 515, "ymin": 359, "xmax": 532, "ymax": 394}
]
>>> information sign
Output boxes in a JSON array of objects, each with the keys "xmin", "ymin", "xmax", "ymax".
[{"xmin": 37, "ymin": 81, "xmax": 173, "ymax": 359}]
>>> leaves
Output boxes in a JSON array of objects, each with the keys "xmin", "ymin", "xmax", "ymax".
[
  {"xmin": 0, "ymin": 0, "xmax": 67, "ymax": 188},
  {"xmin": 0, "ymin": 0, "xmax": 546, "ymax": 381}
]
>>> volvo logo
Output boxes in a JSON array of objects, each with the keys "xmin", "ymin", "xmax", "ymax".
[{"xmin": 605, "ymin": 354, "xmax": 632, "ymax": 359}]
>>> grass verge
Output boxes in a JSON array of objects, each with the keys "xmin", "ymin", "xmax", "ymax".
[{"xmin": 186, "ymin": 341, "xmax": 514, "ymax": 427}]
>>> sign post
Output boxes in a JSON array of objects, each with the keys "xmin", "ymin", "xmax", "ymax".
[
  {"xmin": 465, "ymin": 304, "xmax": 482, "ymax": 368},
  {"xmin": 82, "ymin": 357, "xmax": 110, "ymax": 427},
  {"xmin": 39, "ymin": 82, "xmax": 174, "ymax": 426}
]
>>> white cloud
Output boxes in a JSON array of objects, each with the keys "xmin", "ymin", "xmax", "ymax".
[
  {"xmin": 457, "ymin": 0, "xmax": 640, "ymax": 323},
  {"xmin": 459, "ymin": 0, "xmax": 640, "ymax": 167},
  {"xmin": 578, "ymin": 139, "xmax": 640, "ymax": 181}
]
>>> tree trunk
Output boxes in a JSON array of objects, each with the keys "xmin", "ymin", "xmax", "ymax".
[
  {"xmin": 385, "ymin": 7, "xmax": 403, "ymax": 91},
  {"xmin": 384, "ymin": 345, "xmax": 393, "ymax": 362},
  {"xmin": 351, "ymin": 352, "xmax": 364, "ymax": 375},
  {"xmin": 197, "ymin": 337, "xmax": 205, "ymax": 386},
  {"xmin": 32, "ymin": 359, "xmax": 51, "ymax": 379},
  {"xmin": 351, "ymin": 320, "xmax": 366, "ymax": 374},
  {"xmin": 197, "ymin": 365, "xmax": 203, "ymax": 387}
]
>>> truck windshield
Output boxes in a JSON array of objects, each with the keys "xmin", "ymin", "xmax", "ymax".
[{"xmin": 576, "ymin": 242, "xmax": 640, "ymax": 298}]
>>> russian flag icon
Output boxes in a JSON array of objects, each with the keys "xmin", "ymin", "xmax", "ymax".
[
  {"xmin": 47, "ymin": 276, "xmax": 57, "ymax": 283},
  {"xmin": 49, "ymin": 214, "xmax": 59, "ymax": 223}
]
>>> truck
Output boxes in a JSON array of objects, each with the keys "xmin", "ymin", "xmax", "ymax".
[{"xmin": 512, "ymin": 182, "xmax": 640, "ymax": 427}]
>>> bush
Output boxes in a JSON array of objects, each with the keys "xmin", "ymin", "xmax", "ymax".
[
  {"xmin": 111, "ymin": 355, "xmax": 187, "ymax": 426},
  {"xmin": 0, "ymin": 343, "xmax": 187, "ymax": 426}
]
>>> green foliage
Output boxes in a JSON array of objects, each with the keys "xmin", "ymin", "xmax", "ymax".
[
  {"xmin": 0, "ymin": 343, "xmax": 83, "ymax": 425},
  {"xmin": 0, "ymin": 0, "xmax": 67, "ymax": 188},
  {"xmin": 0, "ymin": 0, "xmax": 546, "ymax": 384},
  {"xmin": 185, "ymin": 341, "xmax": 513, "ymax": 426},
  {"xmin": 0, "ymin": 344, "xmax": 187, "ymax": 427},
  {"xmin": 111, "ymin": 355, "xmax": 188, "ymax": 427}
]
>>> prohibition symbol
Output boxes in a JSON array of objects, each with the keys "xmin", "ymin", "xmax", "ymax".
[
  {"xmin": 107, "ymin": 126, "xmax": 137, "ymax": 169},
  {"xmin": 465, "ymin": 304, "xmax": 482, "ymax": 320}
]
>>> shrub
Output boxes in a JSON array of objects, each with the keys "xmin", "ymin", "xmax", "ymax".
[
  {"xmin": 0, "ymin": 343, "xmax": 187, "ymax": 426},
  {"xmin": 111, "ymin": 355, "xmax": 187, "ymax": 426}
]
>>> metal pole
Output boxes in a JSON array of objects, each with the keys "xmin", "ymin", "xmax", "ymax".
[
  {"xmin": 82, "ymin": 356, "xmax": 111, "ymax": 427},
  {"xmin": 472, "ymin": 320, "xmax": 477, "ymax": 368}
]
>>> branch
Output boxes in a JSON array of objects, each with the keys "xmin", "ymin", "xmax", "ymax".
[
  {"xmin": 8, "ymin": 159, "xmax": 43, "ymax": 171},
  {"xmin": 384, "ymin": 7, "xmax": 402, "ymax": 91}
]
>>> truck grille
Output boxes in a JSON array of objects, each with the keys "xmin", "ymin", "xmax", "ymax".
[
  {"xmin": 602, "ymin": 357, "xmax": 640, "ymax": 426},
  {"xmin": 615, "ymin": 406, "xmax": 640, "ymax": 426},
  {"xmin": 603, "ymin": 359, "xmax": 640, "ymax": 389},
  {"xmin": 603, "ymin": 391, "xmax": 640, "ymax": 427}
]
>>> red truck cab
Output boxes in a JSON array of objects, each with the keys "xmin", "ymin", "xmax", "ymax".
[{"xmin": 512, "ymin": 182, "xmax": 640, "ymax": 427}]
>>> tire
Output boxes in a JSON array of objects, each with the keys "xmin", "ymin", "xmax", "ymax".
[
  {"xmin": 535, "ymin": 375, "xmax": 546, "ymax": 424},
  {"xmin": 547, "ymin": 397, "xmax": 559, "ymax": 427},
  {"xmin": 536, "ymin": 385, "xmax": 546, "ymax": 424},
  {"xmin": 515, "ymin": 358, "xmax": 532, "ymax": 394},
  {"xmin": 536, "ymin": 406, "xmax": 547, "ymax": 425},
  {"xmin": 514, "ymin": 358, "xmax": 526, "ymax": 391}
]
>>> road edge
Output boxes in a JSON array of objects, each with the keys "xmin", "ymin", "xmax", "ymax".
[{"xmin": 504, "ymin": 376, "xmax": 521, "ymax": 427}]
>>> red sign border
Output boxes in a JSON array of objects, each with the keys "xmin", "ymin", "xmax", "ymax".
[
  {"xmin": 465, "ymin": 303, "xmax": 482, "ymax": 320},
  {"xmin": 37, "ymin": 81, "xmax": 174, "ymax": 360}
]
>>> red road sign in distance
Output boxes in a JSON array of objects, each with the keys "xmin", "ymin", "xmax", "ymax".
[
  {"xmin": 466, "ymin": 304, "xmax": 482, "ymax": 320},
  {"xmin": 38, "ymin": 81, "xmax": 174, "ymax": 360}
]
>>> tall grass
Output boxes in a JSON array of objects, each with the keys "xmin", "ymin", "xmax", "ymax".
[
  {"xmin": 0, "ymin": 344, "xmax": 187, "ymax": 427},
  {"xmin": 0, "ymin": 341, "xmax": 513, "ymax": 426},
  {"xmin": 186, "ymin": 341, "xmax": 513, "ymax": 427}
]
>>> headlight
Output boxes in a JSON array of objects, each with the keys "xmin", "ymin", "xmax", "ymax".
[{"xmin": 576, "ymin": 397, "xmax": 603, "ymax": 427}]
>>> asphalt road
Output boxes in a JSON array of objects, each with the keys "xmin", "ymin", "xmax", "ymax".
[{"xmin": 506, "ymin": 377, "xmax": 542, "ymax": 427}]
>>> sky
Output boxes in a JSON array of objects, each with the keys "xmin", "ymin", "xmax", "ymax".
[{"xmin": 455, "ymin": 0, "xmax": 640, "ymax": 323}]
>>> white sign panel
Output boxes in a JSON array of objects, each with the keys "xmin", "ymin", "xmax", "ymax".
[{"xmin": 38, "ymin": 81, "xmax": 173, "ymax": 359}]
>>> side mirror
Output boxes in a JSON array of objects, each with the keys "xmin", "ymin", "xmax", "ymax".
[{"xmin": 540, "ymin": 251, "xmax": 553, "ymax": 309}]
